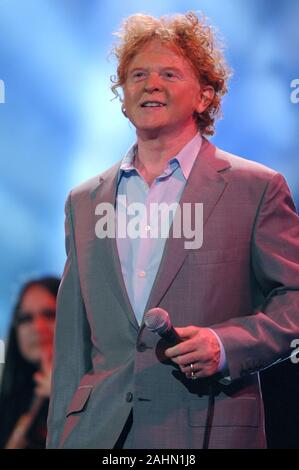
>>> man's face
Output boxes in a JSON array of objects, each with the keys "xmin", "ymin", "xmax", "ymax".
[{"xmin": 123, "ymin": 39, "xmax": 205, "ymax": 137}]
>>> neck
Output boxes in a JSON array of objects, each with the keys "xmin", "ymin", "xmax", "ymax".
[{"xmin": 134, "ymin": 126, "xmax": 199, "ymax": 185}]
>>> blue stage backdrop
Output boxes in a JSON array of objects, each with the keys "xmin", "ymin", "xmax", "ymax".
[{"xmin": 0, "ymin": 0, "xmax": 298, "ymax": 338}]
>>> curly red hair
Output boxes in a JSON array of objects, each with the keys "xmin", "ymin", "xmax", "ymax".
[{"xmin": 110, "ymin": 11, "xmax": 232, "ymax": 136}]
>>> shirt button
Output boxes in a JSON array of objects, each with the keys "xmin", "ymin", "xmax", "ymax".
[
  {"xmin": 126, "ymin": 392, "xmax": 133, "ymax": 403},
  {"xmin": 145, "ymin": 225, "xmax": 151, "ymax": 232},
  {"xmin": 138, "ymin": 271, "xmax": 146, "ymax": 278}
]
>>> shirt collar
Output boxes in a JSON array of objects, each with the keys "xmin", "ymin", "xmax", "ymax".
[
  {"xmin": 118, "ymin": 132, "xmax": 202, "ymax": 182},
  {"xmin": 170, "ymin": 132, "xmax": 202, "ymax": 180}
]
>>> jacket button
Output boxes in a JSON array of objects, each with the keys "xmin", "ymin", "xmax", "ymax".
[{"xmin": 126, "ymin": 392, "xmax": 133, "ymax": 403}]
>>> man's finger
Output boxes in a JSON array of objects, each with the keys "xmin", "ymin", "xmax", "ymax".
[
  {"xmin": 174, "ymin": 326, "xmax": 198, "ymax": 340},
  {"xmin": 165, "ymin": 339, "xmax": 199, "ymax": 359},
  {"xmin": 180, "ymin": 357, "xmax": 210, "ymax": 372}
]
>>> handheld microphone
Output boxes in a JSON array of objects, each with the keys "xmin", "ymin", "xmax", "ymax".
[{"xmin": 144, "ymin": 307, "xmax": 181, "ymax": 346}]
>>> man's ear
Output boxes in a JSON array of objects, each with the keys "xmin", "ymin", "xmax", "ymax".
[{"xmin": 196, "ymin": 86, "xmax": 215, "ymax": 113}]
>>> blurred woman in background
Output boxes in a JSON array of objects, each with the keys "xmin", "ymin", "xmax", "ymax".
[{"xmin": 0, "ymin": 276, "xmax": 60, "ymax": 448}]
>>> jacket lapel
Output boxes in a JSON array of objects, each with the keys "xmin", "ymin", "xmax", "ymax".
[
  {"xmin": 143, "ymin": 138, "xmax": 231, "ymax": 316},
  {"xmin": 90, "ymin": 163, "xmax": 139, "ymax": 331}
]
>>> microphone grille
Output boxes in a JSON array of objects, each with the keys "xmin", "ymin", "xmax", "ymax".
[{"xmin": 144, "ymin": 308, "xmax": 171, "ymax": 335}]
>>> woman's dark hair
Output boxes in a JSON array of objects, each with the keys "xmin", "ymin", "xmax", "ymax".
[{"xmin": 0, "ymin": 276, "xmax": 60, "ymax": 448}]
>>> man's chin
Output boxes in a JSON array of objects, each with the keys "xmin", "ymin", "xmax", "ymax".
[{"xmin": 135, "ymin": 123, "xmax": 172, "ymax": 139}]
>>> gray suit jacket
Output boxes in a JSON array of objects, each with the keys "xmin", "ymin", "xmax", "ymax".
[{"xmin": 47, "ymin": 138, "xmax": 299, "ymax": 449}]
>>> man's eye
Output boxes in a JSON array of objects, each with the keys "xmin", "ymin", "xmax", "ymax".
[
  {"xmin": 164, "ymin": 71, "xmax": 176, "ymax": 78},
  {"xmin": 133, "ymin": 72, "xmax": 146, "ymax": 79}
]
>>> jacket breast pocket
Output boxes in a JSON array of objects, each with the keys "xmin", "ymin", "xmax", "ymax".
[
  {"xmin": 66, "ymin": 385, "xmax": 93, "ymax": 417},
  {"xmin": 186, "ymin": 244, "xmax": 249, "ymax": 265}
]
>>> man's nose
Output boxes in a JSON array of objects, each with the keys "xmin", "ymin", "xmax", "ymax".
[{"xmin": 144, "ymin": 72, "xmax": 163, "ymax": 92}]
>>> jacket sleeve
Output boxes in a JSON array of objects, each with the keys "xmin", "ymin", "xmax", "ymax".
[
  {"xmin": 46, "ymin": 192, "xmax": 92, "ymax": 448},
  {"xmin": 213, "ymin": 172, "xmax": 299, "ymax": 381}
]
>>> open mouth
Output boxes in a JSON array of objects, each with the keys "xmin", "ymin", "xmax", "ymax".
[{"xmin": 140, "ymin": 101, "xmax": 167, "ymax": 108}]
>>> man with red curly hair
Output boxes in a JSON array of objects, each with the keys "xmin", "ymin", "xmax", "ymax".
[{"xmin": 47, "ymin": 12, "xmax": 299, "ymax": 449}]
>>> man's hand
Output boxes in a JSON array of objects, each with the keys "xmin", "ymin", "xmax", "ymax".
[{"xmin": 164, "ymin": 326, "xmax": 221, "ymax": 379}]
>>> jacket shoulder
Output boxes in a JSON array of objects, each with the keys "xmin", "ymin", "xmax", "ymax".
[
  {"xmin": 215, "ymin": 146, "xmax": 278, "ymax": 182},
  {"xmin": 68, "ymin": 161, "xmax": 121, "ymax": 200}
]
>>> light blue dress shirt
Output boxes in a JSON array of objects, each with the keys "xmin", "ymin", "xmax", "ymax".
[{"xmin": 116, "ymin": 132, "xmax": 227, "ymax": 372}]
